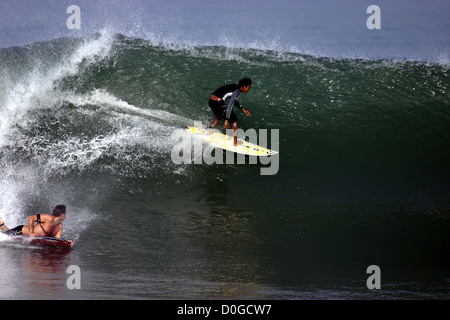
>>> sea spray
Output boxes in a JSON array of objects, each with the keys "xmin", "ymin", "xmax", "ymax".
[
  {"xmin": 0, "ymin": 31, "xmax": 115, "ymax": 237},
  {"xmin": 0, "ymin": 30, "xmax": 114, "ymax": 148}
]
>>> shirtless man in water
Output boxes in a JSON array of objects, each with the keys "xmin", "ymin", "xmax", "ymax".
[{"xmin": 0, "ymin": 205, "xmax": 74, "ymax": 246}]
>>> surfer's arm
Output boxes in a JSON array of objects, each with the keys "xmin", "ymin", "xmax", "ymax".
[
  {"xmin": 242, "ymin": 107, "xmax": 251, "ymax": 117},
  {"xmin": 54, "ymin": 226, "xmax": 62, "ymax": 238},
  {"xmin": 27, "ymin": 215, "xmax": 38, "ymax": 236},
  {"xmin": 27, "ymin": 215, "xmax": 37, "ymax": 233},
  {"xmin": 224, "ymin": 89, "xmax": 241, "ymax": 120},
  {"xmin": 54, "ymin": 226, "xmax": 73, "ymax": 246},
  {"xmin": 233, "ymin": 99, "xmax": 251, "ymax": 116},
  {"xmin": 234, "ymin": 99, "xmax": 243, "ymax": 110}
]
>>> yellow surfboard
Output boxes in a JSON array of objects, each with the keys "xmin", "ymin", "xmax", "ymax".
[{"xmin": 186, "ymin": 126, "xmax": 278, "ymax": 156}]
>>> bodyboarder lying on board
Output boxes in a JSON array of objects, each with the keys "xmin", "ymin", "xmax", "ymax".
[
  {"xmin": 0, "ymin": 204, "xmax": 74, "ymax": 246},
  {"xmin": 208, "ymin": 77, "xmax": 252, "ymax": 146}
]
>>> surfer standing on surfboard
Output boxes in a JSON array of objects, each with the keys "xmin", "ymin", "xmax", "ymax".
[
  {"xmin": 208, "ymin": 78, "xmax": 252, "ymax": 146},
  {"xmin": 0, "ymin": 205, "xmax": 74, "ymax": 246}
]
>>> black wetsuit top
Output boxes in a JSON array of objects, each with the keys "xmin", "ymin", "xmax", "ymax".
[{"xmin": 211, "ymin": 84, "xmax": 243, "ymax": 120}]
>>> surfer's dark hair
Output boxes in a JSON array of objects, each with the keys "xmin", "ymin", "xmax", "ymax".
[
  {"xmin": 53, "ymin": 205, "xmax": 66, "ymax": 217},
  {"xmin": 238, "ymin": 78, "xmax": 252, "ymax": 87}
]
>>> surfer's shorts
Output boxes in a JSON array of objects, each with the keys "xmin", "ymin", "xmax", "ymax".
[
  {"xmin": 208, "ymin": 99, "xmax": 238, "ymax": 123},
  {"xmin": 3, "ymin": 225, "xmax": 24, "ymax": 236}
]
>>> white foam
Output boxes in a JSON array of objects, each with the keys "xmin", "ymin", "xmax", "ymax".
[
  {"xmin": 0, "ymin": 30, "xmax": 115, "ymax": 234},
  {"xmin": 0, "ymin": 164, "xmax": 34, "ymax": 228},
  {"xmin": 0, "ymin": 30, "xmax": 198, "ymax": 239},
  {"xmin": 0, "ymin": 29, "xmax": 114, "ymax": 148}
]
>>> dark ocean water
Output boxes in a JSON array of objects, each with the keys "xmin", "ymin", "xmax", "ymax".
[{"xmin": 0, "ymin": 31, "xmax": 448, "ymax": 299}]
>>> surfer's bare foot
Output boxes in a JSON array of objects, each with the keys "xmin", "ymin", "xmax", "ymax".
[
  {"xmin": 0, "ymin": 220, "xmax": 9, "ymax": 231},
  {"xmin": 206, "ymin": 128, "xmax": 214, "ymax": 135},
  {"xmin": 233, "ymin": 138, "xmax": 243, "ymax": 146}
]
